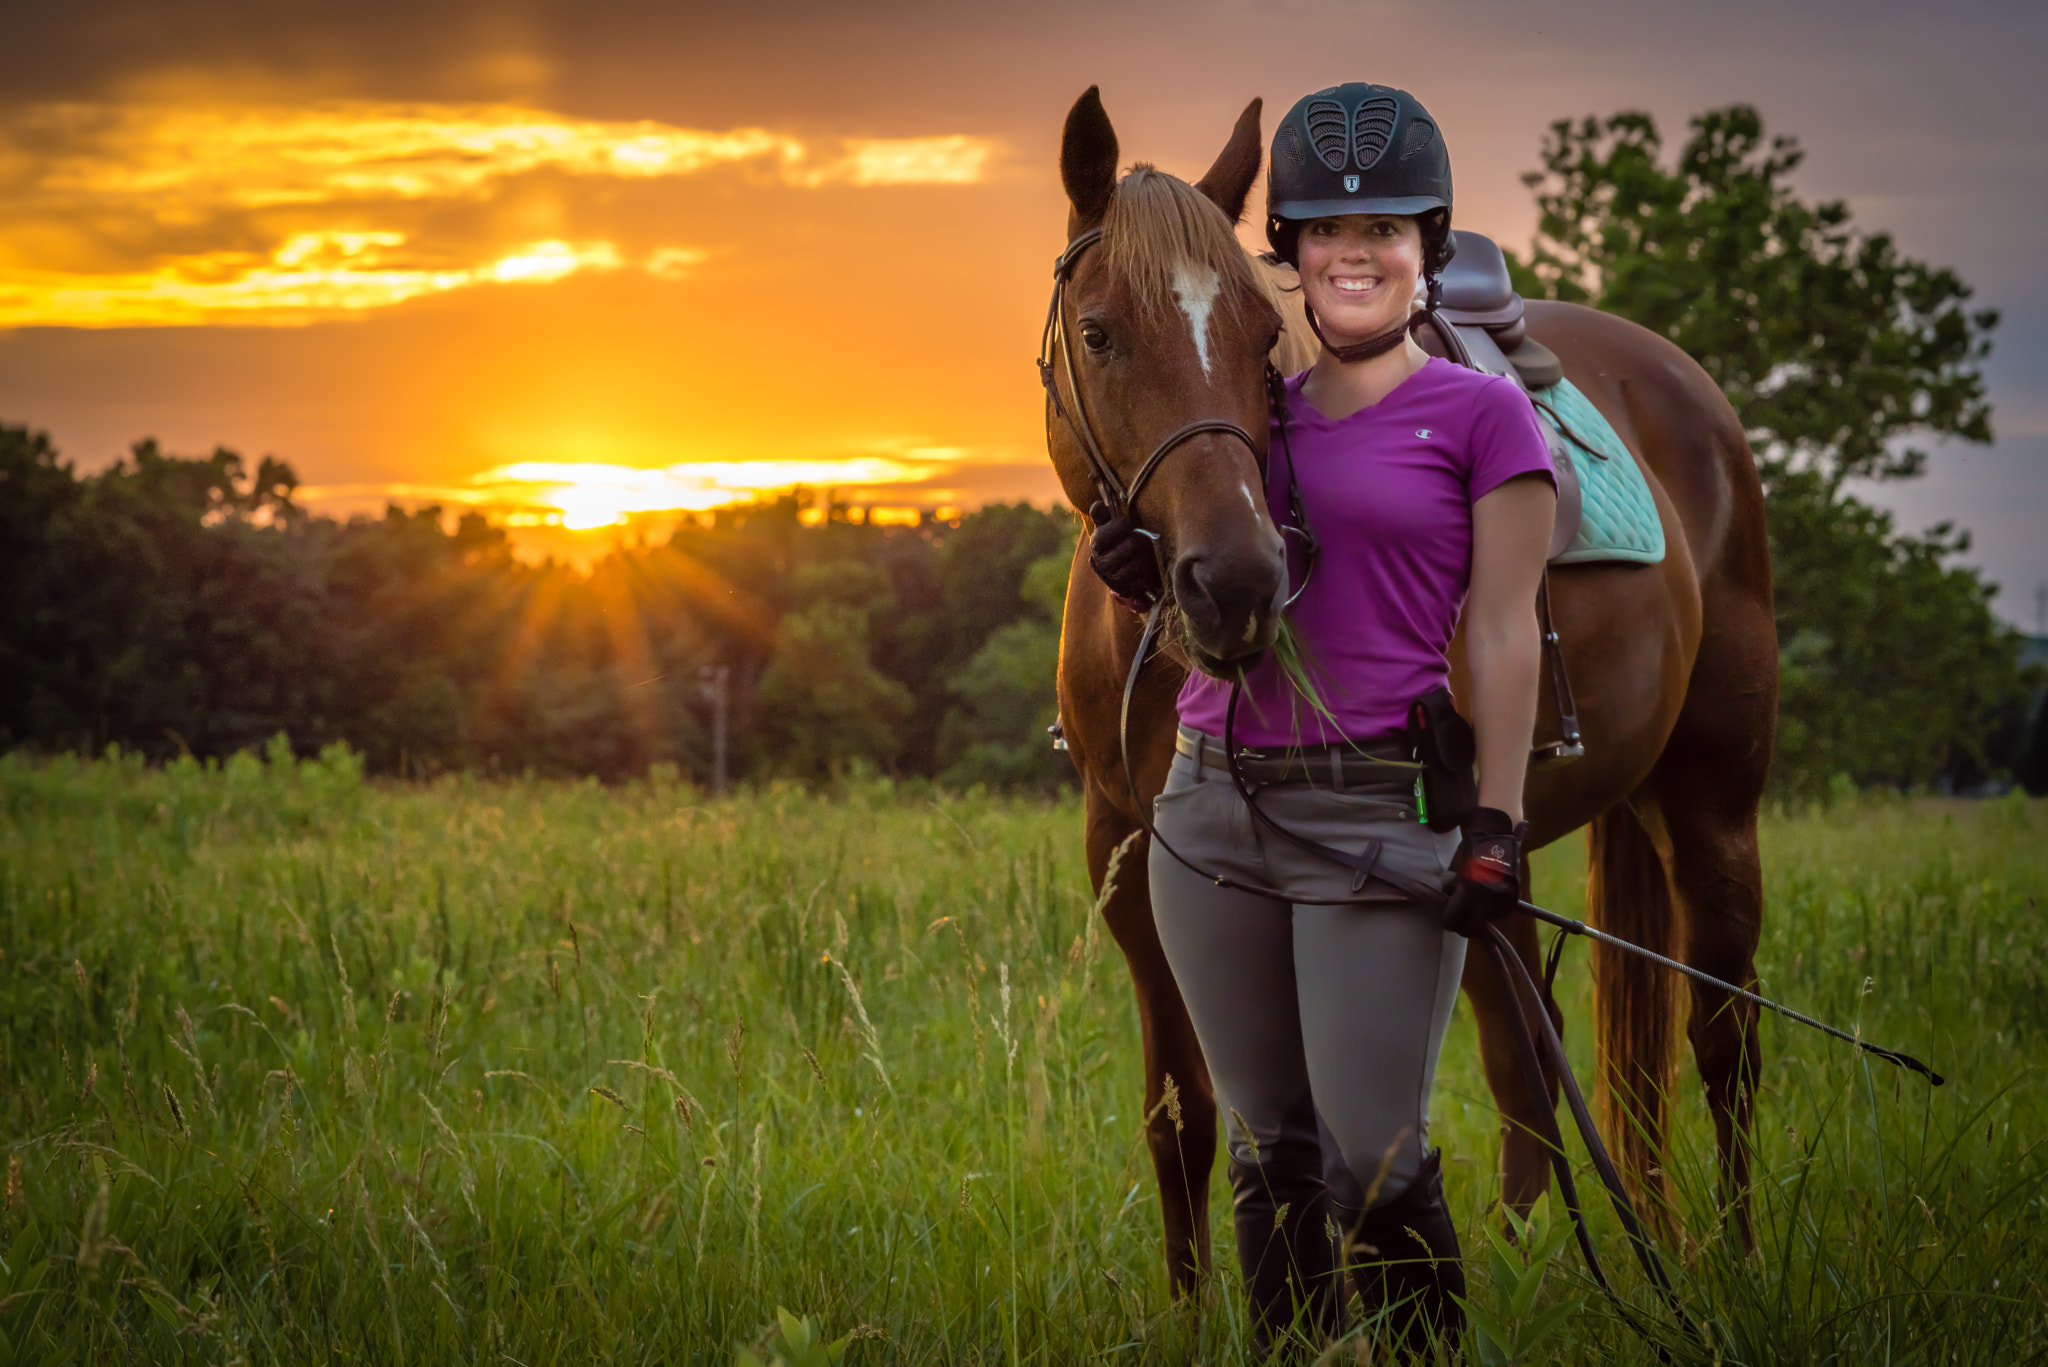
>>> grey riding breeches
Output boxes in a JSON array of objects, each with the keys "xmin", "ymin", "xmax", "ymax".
[{"xmin": 1147, "ymin": 730, "xmax": 1467, "ymax": 1215}]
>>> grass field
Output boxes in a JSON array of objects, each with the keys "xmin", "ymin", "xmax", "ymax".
[{"xmin": 2, "ymin": 747, "xmax": 2044, "ymax": 1364}]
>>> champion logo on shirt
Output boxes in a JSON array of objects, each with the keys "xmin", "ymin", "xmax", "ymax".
[{"xmin": 1415, "ymin": 429, "xmax": 1433, "ymax": 439}]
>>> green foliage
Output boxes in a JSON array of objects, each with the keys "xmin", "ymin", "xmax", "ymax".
[
  {"xmin": 938, "ymin": 550, "xmax": 1072, "ymax": 791},
  {"xmin": 1512, "ymin": 105, "xmax": 1995, "ymax": 489},
  {"xmin": 735, "ymin": 1308, "xmax": 852, "ymax": 1367},
  {"xmin": 1508, "ymin": 106, "xmax": 2028, "ymax": 794},
  {"xmin": 1770, "ymin": 469, "xmax": 2037, "ymax": 792},
  {"xmin": 756, "ymin": 602, "xmax": 915, "ymax": 778},
  {"xmin": 1460, "ymin": 1196, "xmax": 1585, "ymax": 1367},
  {"xmin": 1, "ymin": 757, "xmax": 2043, "ymax": 1363}
]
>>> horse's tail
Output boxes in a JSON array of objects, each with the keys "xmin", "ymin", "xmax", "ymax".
[{"xmin": 1587, "ymin": 802, "xmax": 1679, "ymax": 1211}]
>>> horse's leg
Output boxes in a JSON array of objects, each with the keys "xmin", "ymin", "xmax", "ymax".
[
  {"xmin": 1460, "ymin": 897, "xmax": 1561, "ymax": 1214},
  {"xmin": 1086, "ymin": 792, "xmax": 1216, "ymax": 1293},
  {"xmin": 1641, "ymin": 709, "xmax": 1769, "ymax": 1246}
]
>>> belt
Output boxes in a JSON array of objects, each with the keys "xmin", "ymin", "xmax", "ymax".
[{"xmin": 1174, "ymin": 725, "xmax": 1421, "ymax": 792}]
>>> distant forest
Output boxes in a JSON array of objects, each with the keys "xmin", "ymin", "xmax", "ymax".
[
  {"xmin": 4, "ymin": 419, "xmax": 2041, "ymax": 799},
  {"xmin": 0, "ymin": 425, "xmax": 1076, "ymax": 791}
]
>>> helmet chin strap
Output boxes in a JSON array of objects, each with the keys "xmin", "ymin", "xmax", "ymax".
[{"xmin": 1301, "ymin": 276, "xmax": 1443, "ymax": 364}]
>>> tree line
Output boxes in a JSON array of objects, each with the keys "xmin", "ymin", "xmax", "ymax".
[
  {"xmin": 0, "ymin": 431, "xmax": 1076, "ymax": 791},
  {"xmin": 1508, "ymin": 104, "xmax": 2040, "ymax": 796},
  {"xmin": 2, "ymin": 104, "xmax": 2039, "ymax": 798}
]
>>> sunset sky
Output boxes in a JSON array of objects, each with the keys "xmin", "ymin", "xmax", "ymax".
[{"xmin": 4, "ymin": 0, "xmax": 2043, "ymax": 622}]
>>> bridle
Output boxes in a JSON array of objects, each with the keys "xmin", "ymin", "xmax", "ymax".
[
  {"xmin": 1037, "ymin": 226, "xmax": 1267, "ymax": 529},
  {"xmin": 1037, "ymin": 224, "xmax": 1322, "ymax": 610}
]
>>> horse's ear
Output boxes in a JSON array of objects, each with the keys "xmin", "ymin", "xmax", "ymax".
[
  {"xmin": 1194, "ymin": 97, "xmax": 1263, "ymax": 225},
  {"xmin": 1061, "ymin": 86, "xmax": 1119, "ymax": 233}
]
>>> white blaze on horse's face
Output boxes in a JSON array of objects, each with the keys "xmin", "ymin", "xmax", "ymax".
[{"xmin": 1171, "ymin": 263, "xmax": 1222, "ymax": 381}]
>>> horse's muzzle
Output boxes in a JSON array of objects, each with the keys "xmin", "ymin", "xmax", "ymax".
[{"xmin": 1173, "ymin": 545, "xmax": 1285, "ymax": 671}]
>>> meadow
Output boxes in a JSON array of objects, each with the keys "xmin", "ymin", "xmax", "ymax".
[{"xmin": 1, "ymin": 747, "xmax": 2043, "ymax": 1365}]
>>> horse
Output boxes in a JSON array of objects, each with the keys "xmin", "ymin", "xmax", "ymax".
[{"xmin": 1044, "ymin": 87, "xmax": 1778, "ymax": 1293}]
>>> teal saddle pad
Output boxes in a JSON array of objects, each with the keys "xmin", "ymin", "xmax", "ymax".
[{"xmin": 1531, "ymin": 378, "xmax": 1666, "ymax": 565}]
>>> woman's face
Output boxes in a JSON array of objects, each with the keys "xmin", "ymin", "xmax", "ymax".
[{"xmin": 1295, "ymin": 214, "xmax": 1424, "ymax": 346}]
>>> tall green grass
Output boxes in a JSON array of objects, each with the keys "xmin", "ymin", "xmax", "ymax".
[{"xmin": 1, "ymin": 748, "xmax": 2042, "ymax": 1364}]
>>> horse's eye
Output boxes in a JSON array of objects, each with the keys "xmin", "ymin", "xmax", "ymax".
[{"xmin": 1080, "ymin": 323, "xmax": 1110, "ymax": 353}]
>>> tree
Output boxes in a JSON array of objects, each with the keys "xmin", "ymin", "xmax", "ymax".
[
  {"xmin": 1509, "ymin": 107, "xmax": 2030, "ymax": 794},
  {"xmin": 1, "ymin": 427, "xmax": 1079, "ymax": 788},
  {"xmin": 1513, "ymin": 106, "xmax": 1995, "ymax": 490},
  {"xmin": 939, "ymin": 550, "xmax": 1076, "ymax": 791},
  {"xmin": 754, "ymin": 602, "xmax": 914, "ymax": 779}
]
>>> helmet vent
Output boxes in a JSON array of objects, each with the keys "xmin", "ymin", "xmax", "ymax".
[
  {"xmin": 1274, "ymin": 124, "xmax": 1305, "ymax": 167},
  {"xmin": 1400, "ymin": 118, "xmax": 1437, "ymax": 160},
  {"xmin": 1351, "ymin": 96, "xmax": 1399, "ymax": 170},
  {"xmin": 1305, "ymin": 99, "xmax": 1349, "ymax": 171}
]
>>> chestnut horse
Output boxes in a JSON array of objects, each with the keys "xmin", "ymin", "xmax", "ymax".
[{"xmin": 1046, "ymin": 89, "xmax": 1777, "ymax": 1292}]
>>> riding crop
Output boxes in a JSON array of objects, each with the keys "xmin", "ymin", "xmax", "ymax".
[{"xmin": 1513, "ymin": 898, "xmax": 1945, "ymax": 1085}]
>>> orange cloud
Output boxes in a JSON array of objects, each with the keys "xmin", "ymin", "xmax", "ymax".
[
  {"xmin": 0, "ymin": 232, "xmax": 631, "ymax": 326},
  {"xmin": 0, "ymin": 102, "xmax": 998, "ymax": 326},
  {"xmin": 25, "ymin": 102, "xmax": 996, "ymax": 211}
]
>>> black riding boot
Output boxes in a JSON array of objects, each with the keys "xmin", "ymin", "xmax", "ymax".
[
  {"xmin": 1227, "ymin": 1100, "xmax": 1341, "ymax": 1358},
  {"xmin": 1348, "ymin": 1149, "xmax": 1466, "ymax": 1361}
]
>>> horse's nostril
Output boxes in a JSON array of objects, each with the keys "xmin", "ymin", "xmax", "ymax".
[{"xmin": 1174, "ymin": 551, "xmax": 1282, "ymax": 661}]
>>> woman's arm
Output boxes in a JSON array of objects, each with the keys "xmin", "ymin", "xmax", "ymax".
[{"xmin": 1466, "ymin": 473, "xmax": 1557, "ymax": 824}]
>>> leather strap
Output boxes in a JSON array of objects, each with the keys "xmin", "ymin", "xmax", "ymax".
[
  {"xmin": 1300, "ymin": 301, "xmax": 1421, "ymax": 364},
  {"xmin": 1038, "ymin": 227, "xmax": 1264, "ymax": 531}
]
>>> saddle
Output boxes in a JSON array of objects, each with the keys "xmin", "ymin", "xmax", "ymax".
[{"xmin": 1417, "ymin": 231, "xmax": 1581, "ymax": 561}]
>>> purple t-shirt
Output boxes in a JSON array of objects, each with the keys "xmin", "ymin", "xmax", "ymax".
[{"xmin": 1178, "ymin": 357, "xmax": 1555, "ymax": 745}]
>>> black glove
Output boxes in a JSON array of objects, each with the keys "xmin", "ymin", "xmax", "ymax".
[
  {"xmin": 1443, "ymin": 806, "xmax": 1526, "ymax": 938},
  {"xmin": 1087, "ymin": 501, "xmax": 1163, "ymax": 605}
]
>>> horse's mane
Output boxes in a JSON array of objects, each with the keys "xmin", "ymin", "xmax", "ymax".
[
  {"xmin": 1249, "ymin": 253, "xmax": 1318, "ymax": 376},
  {"xmin": 1100, "ymin": 165, "xmax": 1260, "ymax": 322},
  {"xmin": 1101, "ymin": 164, "xmax": 1317, "ymax": 374}
]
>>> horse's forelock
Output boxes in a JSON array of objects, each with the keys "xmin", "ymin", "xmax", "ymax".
[{"xmin": 1100, "ymin": 165, "xmax": 1265, "ymax": 326}]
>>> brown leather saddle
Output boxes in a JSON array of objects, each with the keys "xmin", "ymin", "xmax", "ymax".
[{"xmin": 1416, "ymin": 231, "xmax": 1584, "ymax": 562}]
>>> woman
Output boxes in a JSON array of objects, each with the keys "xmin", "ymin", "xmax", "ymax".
[{"xmin": 1114, "ymin": 83, "xmax": 1556, "ymax": 1356}]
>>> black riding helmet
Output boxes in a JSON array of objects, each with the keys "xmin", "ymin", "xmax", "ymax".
[{"xmin": 1266, "ymin": 83, "xmax": 1455, "ymax": 277}]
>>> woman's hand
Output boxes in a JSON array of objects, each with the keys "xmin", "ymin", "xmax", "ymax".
[
  {"xmin": 1466, "ymin": 473, "xmax": 1556, "ymax": 824},
  {"xmin": 1087, "ymin": 501, "xmax": 1164, "ymax": 606},
  {"xmin": 1444, "ymin": 805, "xmax": 1528, "ymax": 937}
]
